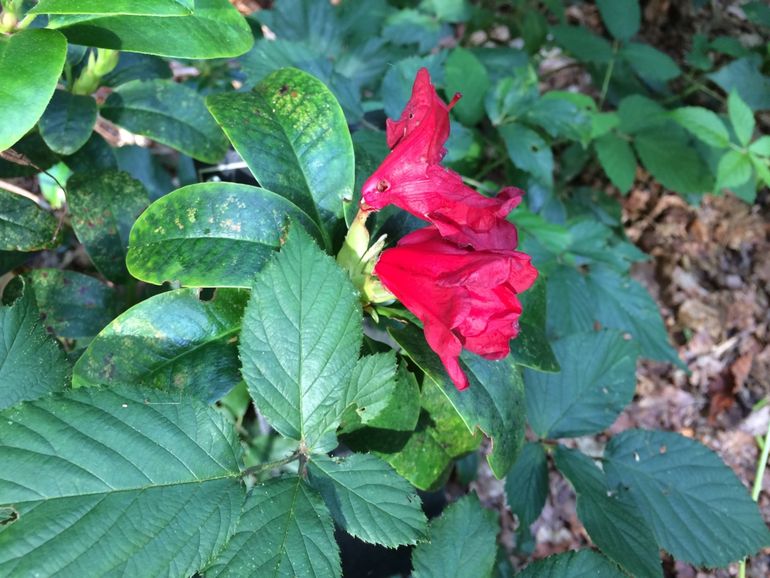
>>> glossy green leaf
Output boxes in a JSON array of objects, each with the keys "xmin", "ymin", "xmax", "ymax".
[
  {"xmin": 728, "ymin": 90, "xmax": 755, "ymax": 147},
  {"xmin": 634, "ymin": 125, "xmax": 713, "ymax": 194},
  {"xmin": 595, "ymin": 133, "xmax": 637, "ymax": 194},
  {"xmin": 519, "ymin": 550, "xmax": 624, "ymax": 577},
  {"xmin": 596, "ymin": 0, "xmax": 640, "ymax": 41},
  {"xmin": 73, "ymin": 288, "xmax": 247, "ymax": 402},
  {"xmin": 38, "ymin": 90, "xmax": 97, "ymax": 155},
  {"xmin": 205, "ymin": 476, "xmax": 340, "ymax": 578},
  {"xmin": 554, "ymin": 446, "xmax": 662, "ymax": 578},
  {"xmin": 504, "ymin": 442, "xmax": 549, "ymax": 553},
  {"xmin": 0, "ymin": 190, "xmax": 59, "ymax": 251},
  {"xmin": 0, "ymin": 29, "xmax": 67, "ymax": 151},
  {"xmin": 32, "ymin": 0, "xmax": 193, "ymax": 16},
  {"xmin": 102, "ymin": 52, "xmax": 172, "ymax": 88},
  {"xmin": 498, "ymin": 123, "xmax": 553, "ymax": 186},
  {"xmin": 412, "ymin": 494, "xmax": 498, "ymax": 578},
  {"xmin": 0, "ymin": 386, "xmax": 244, "ymax": 578},
  {"xmin": 101, "ymin": 79, "xmax": 228, "ymax": 163},
  {"xmin": 127, "ymin": 182, "xmax": 322, "ymax": 288},
  {"xmin": 526, "ymin": 330, "xmax": 638, "ymax": 439},
  {"xmin": 445, "ymin": 47, "xmax": 489, "ymax": 126},
  {"xmin": 239, "ymin": 227, "xmax": 362, "ymax": 448},
  {"xmin": 207, "ymin": 68, "xmax": 354, "ymax": 242},
  {"xmin": 604, "ymin": 429, "xmax": 770, "ymax": 567},
  {"xmin": 670, "ymin": 106, "xmax": 730, "ymax": 148},
  {"xmin": 67, "ymin": 170, "xmax": 150, "ymax": 282},
  {"xmin": 24, "ymin": 269, "xmax": 118, "ymax": 341},
  {"xmin": 622, "ymin": 43, "xmax": 681, "ymax": 82},
  {"xmin": 0, "ymin": 281, "xmax": 69, "ymax": 410},
  {"xmin": 44, "ymin": 0, "xmax": 252, "ymax": 59},
  {"xmin": 509, "ymin": 276, "xmax": 559, "ymax": 372},
  {"xmin": 344, "ymin": 377, "xmax": 479, "ymax": 491},
  {"xmin": 390, "ymin": 324, "xmax": 526, "ymax": 478},
  {"xmin": 307, "ymin": 453, "xmax": 428, "ymax": 547},
  {"xmin": 63, "ymin": 132, "xmax": 117, "ymax": 173}
]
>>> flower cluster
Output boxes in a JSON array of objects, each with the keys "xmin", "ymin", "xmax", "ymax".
[{"xmin": 360, "ymin": 68, "xmax": 537, "ymax": 391}]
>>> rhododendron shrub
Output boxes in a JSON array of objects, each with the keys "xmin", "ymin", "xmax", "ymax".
[{"xmin": 358, "ymin": 68, "xmax": 537, "ymax": 390}]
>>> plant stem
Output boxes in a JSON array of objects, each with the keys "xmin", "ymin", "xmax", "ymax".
[
  {"xmin": 737, "ymin": 414, "xmax": 770, "ymax": 578},
  {"xmin": 15, "ymin": 12, "xmax": 35, "ymax": 30},
  {"xmin": 240, "ymin": 450, "xmax": 301, "ymax": 478},
  {"xmin": 598, "ymin": 41, "xmax": 619, "ymax": 109}
]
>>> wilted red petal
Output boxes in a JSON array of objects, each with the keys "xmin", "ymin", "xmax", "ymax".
[{"xmin": 374, "ymin": 227, "xmax": 537, "ymax": 391}]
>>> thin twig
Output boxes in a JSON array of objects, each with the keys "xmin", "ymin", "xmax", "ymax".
[{"xmin": 0, "ymin": 179, "xmax": 50, "ymax": 210}]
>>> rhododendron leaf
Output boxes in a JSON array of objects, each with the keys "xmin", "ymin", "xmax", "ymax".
[
  {"xmin": 239, "ymin": 226, "xmax": 362, "ymax": 449},
  {"xmin": 307, "ymin": 454, "xmax": 428, "ymax": 547},
  {"xmin": 0, "ymin": 280, "xmax": 69, "ymax": 410},
  {"xmin": 101, "ymin": 79, "xmax": 228, "ymax": 164},
  {"xmin": 604, "ymin": 430, "xmax": 770, "ymax": 567},
  {"xmin": 411, "ymin": 494, "xmax": 498, "ymax": 578},
  {"xmin": 205, "ymin": 476, "xmax": 340, "ymax": 578},
  {"xmin": 0, "ymin": 29, "xmax": 66, "ymax": 151},
  {"xmin": 390, "ymin": 324, "xmax": 526, "ymax": 478},
  {"xmin": 0, "ymin": 190, "xmax": 60, "ymax": 252},
  {"xmin": 343, "ymin": 377, "xmax": 480, "ymax": 491},
  {"xmin": 504, "ymin": 442, "xmax": 549, "ymax": 554},
  {"xmin": 0, "ymin": 386, "xmax": 244, "ymax": 578},
  {"xmin": 23, "ymin": 269, "xmax": 118, "ymax": 342},
  {"xmin": 38, "ymin": 90, "xmax": 97, "ymax": 156},
  {"xmin": 127, "ymin": 183, "xmax": 322, "ymax": 288},
  {"xmin": 554, "ymin": 446, "xmax": 662, "ymax": 578},
  {"xmin": 509, "ymin": 277, "xmax": 559, "ymax": 372},
  {"xmin": 207, "ymin": 68, "xmax": 354, "ymax": 243},
  {"xmin": 525, "ymin": 330, "xmax": 638, "ymax": 439},
  {"xmin": 41, "ymin": 0, "xmax": 252, "ymax": 59},
  {"xmin": 519, "ymin": 550, "xmax": 623, "ymax": 577},
  {"xmin": 67, "ymin": 170, "xmax": 150, "ymax": 283},
  {"xmin": 73, "ymin": 288, "xmax": 247, "ymax": 403}
]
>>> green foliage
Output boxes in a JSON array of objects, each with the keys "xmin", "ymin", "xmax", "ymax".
[
  {"xmin": 504, "ymin": 442, "xmax": 549, "ymax": 553},
  {"xmin": 38, "ymin": 90, "xmax": 97, "ymax": 155},
  {"xmin": 519, "ymin": 550, "xmax": 624, "ymax": 577},
  {"xmin": 0, "ymin": 190, "xmax": 59, "ymax": 251}
]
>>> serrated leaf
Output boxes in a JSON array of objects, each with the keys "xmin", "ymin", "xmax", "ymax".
[
  {"xmin": 24, "ymin": 269, "xmax": 118, "ymax": 341},
  {"xmin": 554, "ymin": 446, "xmax": 662, "ymax": 578},
  {"xmin": 670, "ymin": 106, "xmax": 730, "ymax": 148},
  {"xmin": 498, "ymin": 123, "xmax": 553, "ymax": 186},
  {"xmin": 205, "ymin": 476, "xmax": 340, "ymax": 578},
  {"xmin": 101, "ymin": 79, "xmax": 228, "ymax": 163},
  {"xmin": 634, "ymin": 125, "xmax": 713, "ymax": 194},
  {"xmin": 484, "ymin": 69, "xmax": 539, "ymax": 126},
  {"xmin": 412, "ymin": 494, "xmax": 498, "ymax": 578},
  {"xmin": 343, "ymin": 378, "xmax": 480, "ymax": 491},
  {"xmin": 339, "ymin": 352, "xmax": 398, "ymax": 427},
  {"xmin": 618, "ymin": 95, "xmax": 667, "ymax": 135},
  {"xmin": 596, "ymin": 0, "xmax": 640, "ymax": 41},
  {"xmin": 525, "ymin": 330, "xmax": 638, "ymax": 439},
  {"xmin": 0, "ymin": 281, "xmax": 69, "ymax": 410},
  {"xmin": 551, "ymin": 25, "xmax": 613, "ymax": 63},
  {"xmin": 525, "ymin": 92, "xmax": 594, "ymax": 145},
  {"xmin": 67, "ymin": 170, "xmax": 150, "ymax": 282},
  {"xmin": 0, "ymin": 29, "xmax": 67, "ymax": 151},
  {"xmin": 73, "ymin": 288, "xmax": 247, "ymax": 402},
  {"xmin": 518, "ymin": 549, "xmax": 624, "ymax": 577},
  {"xmin": 307, "ymin": 453, "xmax": 427, "ymax": 547},
  {"xmin": 504, "ymin": 442, "xmax": 549, "ymax": 553},
  {"xmin": 0, "ymin": 386, "xmax": 244, "ymax": 577},
  {"xmin": 622, "ymin": 43, "xmax": 681, "ymax": 82},
  {"xmin": 127, "ymin": 182, "xmax": 322, "ymax": 288},
  {"xmin": 604, "ymin": 429, "xmax": 770, "ymax": 567},
  {"xmin": 445, "ymin": 47, "xmax": 490, "ymax": 125},
  {"xmin": 389, "ymin": 324, "xmax": 526, "ymax": 478},
  {"xmin": 716, "ymin": 150, "xmax": 753, "ymax": 191},
  {"xmin": 509, "ymin": 276, "xmax": 559, "ymax": 372},
  {"xmin": 594, "ymin": 133, "xmax": 637, "ymax": 194},
  {"xmin": 728, "ymin": 90, "xmax": 755, "ymax": 147},
  {"xmin": 43, "ymin": 0, "xmax": 252, "ymax": 59},
  {"xmin": 207, "ymin": 68, "xmax": 354, "ymax": 243},
  {"xmin": 0, "ymin": 190, "xmax": 59, "ymax": 251},
  {"xmin": 708, "ymin": 55, "xmax": 770, "ymax": 111},
  {"xmin": 38, "ymin": 90, "xmax": 97, "ymax": 155},
  {"xmin": 749, "ymin": 136, "xmax": 770, "ymax": 157},
  {"xmin": 239, "ymin": 227, "xmax": 362, "ymax": 448}
]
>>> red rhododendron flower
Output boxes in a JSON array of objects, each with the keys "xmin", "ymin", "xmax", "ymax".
[
  {"xmin": 362, "ymin": 67, "xmax": 521, "ymax": 251},
  {"xmin": 374, "ymin": 227, "xmax": 537, "ymax": 391}
]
